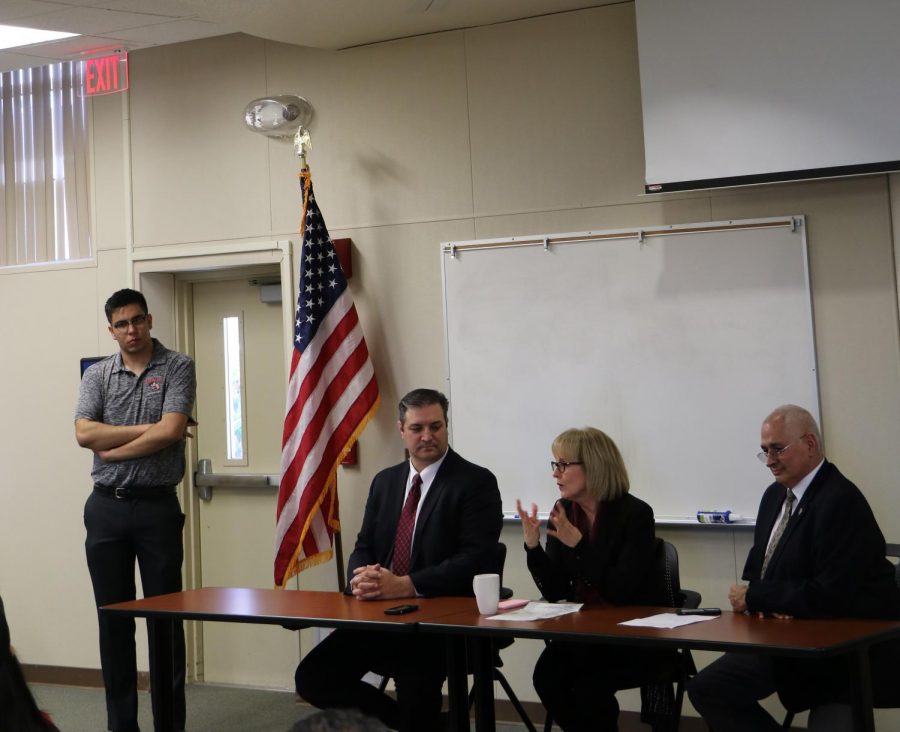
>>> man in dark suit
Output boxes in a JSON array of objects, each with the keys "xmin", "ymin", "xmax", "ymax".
[
  {"xmin": 688, "ymin": 405, "xmax": 900, "ymax": 732},
  {"xmin": 294, "ymin": 388, "xmax": 502, "ymax": 731}
]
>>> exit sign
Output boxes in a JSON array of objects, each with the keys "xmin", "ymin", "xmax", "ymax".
[{"xmin": 84, "ymin": 52, "xmax": 128, "ymax": 96}]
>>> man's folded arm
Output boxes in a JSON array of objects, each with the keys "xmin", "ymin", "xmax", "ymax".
[
  {"xmin": 346, "ymin": 479, "xmax": 385, "ymax": 582},
  {"xmin": 95, "ymin": 411, "xmax": 190, "ymax": 462},
  {"xmin": 75, "ymin": 418, "xmax": 151, "ymax": 451}
]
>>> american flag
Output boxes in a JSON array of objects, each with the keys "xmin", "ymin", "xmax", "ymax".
[{"xmin": 274, "ymin": 169, "xmax": 380, "ymax": 588}]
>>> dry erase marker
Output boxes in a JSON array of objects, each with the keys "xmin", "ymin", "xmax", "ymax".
[{"xmin": 697, "ymin": 511, "xmax": 743, "ymax": 524}]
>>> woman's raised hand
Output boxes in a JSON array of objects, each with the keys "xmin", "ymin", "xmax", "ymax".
[
  {"xmin": 547, "ymin": 501, "xmax": 583, "ymax": 548},
  {"xmin": 516, "ymin": 498, "xmax": 542, "ymax": 549}
]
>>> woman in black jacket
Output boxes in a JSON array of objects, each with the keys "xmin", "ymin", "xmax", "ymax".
[{"xmin": 517, "ymin": 427, "xmax": 669, "ymax": 731}]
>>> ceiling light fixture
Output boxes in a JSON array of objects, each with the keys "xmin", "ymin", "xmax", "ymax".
[
  {"xmin": 243, "ymin": 95, "xmax": 313, "ymax": 138},
  {"xmin": 0, "ymin": 24, "xmax": 79, "ymax": 51},
  {"xmin": 243, "ymin": 95, "xmax": 314, "ymax": 165}
]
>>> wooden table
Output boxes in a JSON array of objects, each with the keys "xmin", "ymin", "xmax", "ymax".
[
  {"xmin": 105, "ymin": 591, "xmax": 900, "ymax": 732},
  {"xmin": 420, "ymin": 604, "xmax": 900, "ymax": 732},
  {"xmin": 102, "ymin": 587, "xmax": 478, "ymax": 732}
]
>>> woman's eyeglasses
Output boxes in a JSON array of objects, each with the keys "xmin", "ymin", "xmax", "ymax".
[{"xmin": 551, "ymin": 460, "xmax": 582, "ymax": 473}]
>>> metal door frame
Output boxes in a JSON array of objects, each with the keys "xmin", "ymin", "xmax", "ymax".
[{"xmin": 129, "ymin": 239, "xmax": 295, "ymax": 680}]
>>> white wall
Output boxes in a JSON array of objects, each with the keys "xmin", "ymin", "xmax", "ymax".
[{"xmin": 1, "ymin": 3, "xmax": 899, "ymax": 725}]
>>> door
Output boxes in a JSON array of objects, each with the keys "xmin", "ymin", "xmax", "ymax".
[{"xmin": 191, "ymin": 273, "xmax": 299, "ymax": 686}]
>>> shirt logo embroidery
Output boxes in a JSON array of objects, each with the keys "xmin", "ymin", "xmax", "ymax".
[{"xmin": 145, "ymin": 376, "xmax": 162, "ymax": 391}]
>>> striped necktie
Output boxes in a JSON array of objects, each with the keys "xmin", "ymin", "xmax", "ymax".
[
  {"xmin": 760, "ymin": 488, "xmax": 796, "ymax": 579},
  {"xmin": 392, "ymin": 473, "xmax": 422, "ymax": 577}
]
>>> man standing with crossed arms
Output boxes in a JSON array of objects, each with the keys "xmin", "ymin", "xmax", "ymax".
[
  {"xmin": 295, "ymin": 388, "xmax": 502, "ymax": 732},
  {"xmin": 76, "ymin": 288, "xmax": 195, "ymax": 732}
]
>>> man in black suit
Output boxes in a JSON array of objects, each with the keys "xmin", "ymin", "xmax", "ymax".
[
  {"xmin": 688, "ymin": 405, "xmax": 900, "ymax": 731},
  {"xmin": 294, "ymin": 388, "xmax": 502, "ymax": 731}
]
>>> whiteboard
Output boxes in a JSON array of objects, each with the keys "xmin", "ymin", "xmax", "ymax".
[{"xmin": 441, "ymin": 217, "xmax": 819, "ymax": 521}]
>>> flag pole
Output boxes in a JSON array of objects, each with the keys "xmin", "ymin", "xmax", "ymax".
[{"xmin": 334, "ymin": 522, "xmax": 346, "ymax": 592}]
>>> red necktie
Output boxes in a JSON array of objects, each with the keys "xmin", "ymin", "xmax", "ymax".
[{"xmin": 392, "ymin": 473, "xmax": 422, "ymax": 577}]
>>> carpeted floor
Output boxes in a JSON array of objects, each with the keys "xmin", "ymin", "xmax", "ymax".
[
  {"xmin": 33, "ymin": 683, "xmax": 308, "ymax": 732},
  {"xmin": 30, "ymin": 683, "xmax": 536, "ymax": 732}
]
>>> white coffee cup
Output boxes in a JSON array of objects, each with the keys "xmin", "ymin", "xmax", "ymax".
[{"xmin": 473, "ymin": 573, "xmax": 500, "ymax": 615}]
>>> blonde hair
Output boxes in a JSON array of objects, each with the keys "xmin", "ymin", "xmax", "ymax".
[{"xmin": 552, "ymin": 427, "xmax": 629, "ymax": 501}]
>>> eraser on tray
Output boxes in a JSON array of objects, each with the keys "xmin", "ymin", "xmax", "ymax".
[{"xmin": 497, "ymin": 598, "xmax": 529, "ymax": 611}]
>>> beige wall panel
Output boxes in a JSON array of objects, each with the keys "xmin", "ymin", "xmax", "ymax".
[
  {"xmin": 90, "ymin": 93, "xmax": 127, "ymax": 252},
  {"xmin": 0, "ymin": 265, "xmax": 103, "ymax": 666},
  {"xmin": 129, "ymin": 34, "xmax": 272, "ymax": 246},
  {"xmin": 466, "ymin": 5, "xmax": 645, "ymax": 218},
  {"xmin": 95, "ymin": 249, "xmax": 130, "ymax": 345},
  {"xmin": 332, "ymin": 218, "xmax": 474, "ymax": 399},
  {"xmin": 472, "ymin": 196, "xmax": 712, "ymax": 241},
  {"xmin": 709, "ymin": 176, "xmax": 900, "ymax": 543},
  {"xmin": 892, "ymin": 172, "xmax": 900, "ymax": 327},
  {"xmin": 264, "ymin": 34, "xmax": 474, "ymax": 232}
]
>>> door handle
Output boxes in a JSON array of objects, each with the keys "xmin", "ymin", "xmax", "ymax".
[{"xmin": 195, "ymin": 458, "xmax": 281, "ymax": 501}]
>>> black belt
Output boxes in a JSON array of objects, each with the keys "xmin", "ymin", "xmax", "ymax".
[{"xmin": 93, "ymin": 485, "xmax": 176, "ymax": 500}]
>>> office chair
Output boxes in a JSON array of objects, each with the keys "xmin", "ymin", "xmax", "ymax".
[
  {"xmin": 376, "ymin": 543, "xmax": 536, "ymax": 732},
  {"xmin": 463, "ymin": 542, "xmax": 538, "ymax": 732},
  {"xmin": 542, "ymin": 538, "xmax": 701, "ymax": 732},
  {"xmin": 781, "ymin": 542, "xmax": 900, "ymax": 730},
  {"xmin": 649, "ymin": 539, "xmax": 702, "ymax": 731},
  {"xmin": 890, "ymin": 543, "xmax": 900, "ymax": 586}
]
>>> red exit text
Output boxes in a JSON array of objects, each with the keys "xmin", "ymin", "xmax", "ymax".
[{"xmin": 84, "ymin": 53, "xmax": 128, "ymax": 96}]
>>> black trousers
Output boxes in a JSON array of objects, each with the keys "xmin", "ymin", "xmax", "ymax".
[
  {"xmin": 84, "ymin": 491, "xmax": 186, "ymax": 732},
  {"xmin": 533, "ymin": 640, "xmax": 676, "ymax": 732},
  {"xmin": 687, "ymin": 653, "xmax": 783, "ymax": 732},
  {"xmin": 691, "ymin": 646, "xmax": 900, "ymax": 731},
  {"xmin": 295, "ymin": 628, "xmax": 447, "ymax": 732}
]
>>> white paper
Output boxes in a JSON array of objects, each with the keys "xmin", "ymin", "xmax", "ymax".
[
  {"xmin": 618, "ymin": 612, "xmax": 719, "ymax": 629},
  {"xmin": 487, "ymin": 601, "xmax": 583, "ymax": 621}
]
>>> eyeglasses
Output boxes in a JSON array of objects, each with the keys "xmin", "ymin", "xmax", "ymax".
[
  {"xmin": 756, "ymin": 436, "xmax": 805, "ymax": 463},
  {"xmin": 551, "ymin": 460, "xmax": 583, "ymax": 473},
  {"xmin": 111, "ymin": 314, "xmax": 148, "ymax": 332}
]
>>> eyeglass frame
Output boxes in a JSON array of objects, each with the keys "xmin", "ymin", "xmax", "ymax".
[
  {"xmin": 756, "ymin": 434, "xmax": 808, "ymax": 464},
  {"xmin": 551, "ymin": 460, "xmax": 583, "ymax": 473},
  {"xmin": 111, "ymin": 313, "xmax": 149, "ymax": 332}
]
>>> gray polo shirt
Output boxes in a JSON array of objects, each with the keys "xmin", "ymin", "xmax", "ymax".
[{"xmin": 75, "ymin": 339, "xmax": 196, "ymax": 489}]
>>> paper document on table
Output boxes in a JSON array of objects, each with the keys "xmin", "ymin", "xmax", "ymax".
[
  {"xmin": 619, "ymin": 612, "xmax": 719, "ymax": 629},
  {"xmin": 488, "ymin": 601, "xmax": 582, "ymax": 621}
]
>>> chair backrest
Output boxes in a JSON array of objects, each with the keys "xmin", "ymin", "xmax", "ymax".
[
  {"xmin": 496, "ymin": 541, "xmax": 507, "ymax": 585},
  {"xmin": 494, "ymin": 542, "xmax": 515, "ymax": 601},
  {"xmin": 886, "ymin": 543, "xmax": 900, "ymax": 589},
  {"xmin": 655, "ymin": 538, "xmax": 677, "ymax": 607},
  {"xmin": 658, "ymin": 539, "xmax": 702, "ymax": 610}
]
